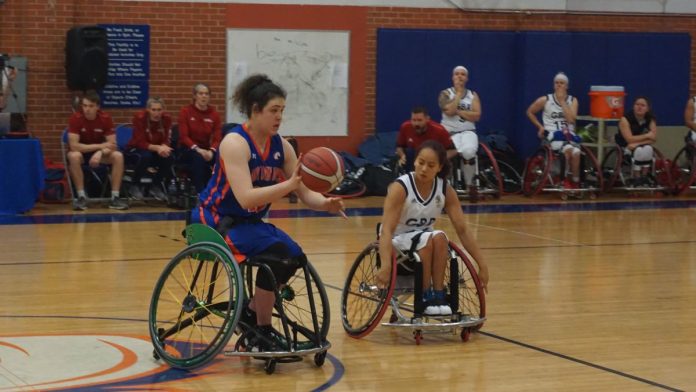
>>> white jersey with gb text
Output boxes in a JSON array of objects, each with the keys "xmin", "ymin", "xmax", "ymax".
[
  {"xmin": 441, "ymin": 88, "xmax": 477, "ymax": 134},
  {"xmin": 393, "ymin": 172, "xmax": 447, "ymax": 237},
  {"xmin": 542, "ymin": 93, "xmax": 575, "ymax": 132}
]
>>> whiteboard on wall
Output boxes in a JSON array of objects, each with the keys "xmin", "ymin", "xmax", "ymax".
[{"xmin": 226, "ymin": 29, "xmax": 350, "ymax": 136}]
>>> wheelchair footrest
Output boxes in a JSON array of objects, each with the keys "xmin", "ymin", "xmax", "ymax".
[
  {"xmin": 383, "ymin": 315, "xmax": 486, "ymax": 330},
  {"xmin": 224, "ymin": 341, "xmax": 331, "ymax": 359}
]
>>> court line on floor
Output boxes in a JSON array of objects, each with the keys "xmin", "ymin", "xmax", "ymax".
[
  {"xmin": 478, "ymin": 331, "xmax": 683, "ymax": 392},
  {"xmin": 320, "ymin": 282, "xmax": 683, "ymax": 392},
  {"xmin": 0, "ymin": 314, "xmax": 345, "ymax": 391},
  {"xmin": 3, "ymin": 198, "xmax": 696, "ymax": 225},
  {"xmin": 2, "ymin": 238, "xmax": 695, "ymax": 267}
]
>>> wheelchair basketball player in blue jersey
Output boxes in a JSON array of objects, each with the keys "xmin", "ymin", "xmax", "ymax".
[{"xmin": 190, "ymin": 74, "xmax": 346, "ymax": 351}]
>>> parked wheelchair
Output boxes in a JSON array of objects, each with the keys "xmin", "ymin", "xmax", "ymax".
[
  {"xmin": 450, "ymin": 142, "xmax": 504, "ymax": 202},
  {"xmin": 522, "ymin": 141, "xmax": 603, "ymax": 200},
  {"xmin": 148, "ymin": 224, "xmax": 330, "ymax": 374},
  {"xmin": 340, "ymin": 231, "xmax": 486, "ymax": 344},
  {"xmin": 600, "ymin": 144, "xmax": 674, "ymax": 195}
]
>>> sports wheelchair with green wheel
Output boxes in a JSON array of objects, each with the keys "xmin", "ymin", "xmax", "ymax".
[
  {"xmin": 148, "ymin": 224, "xmax": 330, "ymax": 374},
  {"xmin": 340, "ymin": 234, "xmax": 486, "ymax": 345}
]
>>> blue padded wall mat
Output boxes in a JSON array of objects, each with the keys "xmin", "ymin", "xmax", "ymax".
[{"xmin": 376, "ymin": 29, "xmax": 690, "ymax": 159}]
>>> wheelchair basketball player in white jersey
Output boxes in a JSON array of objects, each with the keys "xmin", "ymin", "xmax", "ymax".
[
  {"xmin": 526, "ymin": 72, "xmax": 583, "ymax": 189},
  {"xmin": 439, "ymin": 65, "xmax": 482, "ymax": 195}
]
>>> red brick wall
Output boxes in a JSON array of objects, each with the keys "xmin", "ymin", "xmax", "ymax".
[{"xmin": 1, "ymin": 1, "xmax": 695, "ymax": 161}]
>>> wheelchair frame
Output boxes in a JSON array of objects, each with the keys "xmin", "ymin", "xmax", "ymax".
[
  {"xmin": 672, "ymin": 142, "xmax": 696, "ymax": 195},
  {"xmin": 340, "ymin": 240, "xmax": 486, "ymax": 345},
  {"xmin": 450, "ymin": 142, "xmax": 503, "ymax": 202},
  {"xmin": 522, "ymin": 143, "xmax": 603, "ymax": 200},
  {"xmin": 600, "ymin": 144, "xmax": 674, "ymax": 194},
  {"xmin": 148, "ymin": 224, "xmax": 330, "ymax": 374}
]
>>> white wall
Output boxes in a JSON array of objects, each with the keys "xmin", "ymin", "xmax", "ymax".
[{"xmin": 124, "ymin": 0, "xmax": 696, "ymax": 14}]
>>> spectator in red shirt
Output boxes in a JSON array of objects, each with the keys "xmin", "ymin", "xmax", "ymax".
[
  {"xmin": 396, "ymin": 106, "xmax": 457, "ymax": 171},
  {"xmin": 67, "ymin": 90, "xmax": 128, "ymax": 211},
  {"xmin": 177, "ymin": 83, "xmax": 222, "ymax": 193},
  {"xmin": 126, "ymin": 96, "xmax": 174, "ymax": 201}
]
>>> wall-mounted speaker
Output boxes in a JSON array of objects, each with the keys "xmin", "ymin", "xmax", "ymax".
[{"xmin": 65, "ymin": 26, "xmax": 109, "ymax": 91}]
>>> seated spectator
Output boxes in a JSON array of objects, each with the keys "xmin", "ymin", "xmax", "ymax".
[
  {"xmin": 67, "ymin": 90, "xmax": 128, "ymax": 211},
  {"xmin": 396, "ymin": 106, "xmax": 457, "ymax": 172},
  {"xmin": 126, "ymin": 96, "xmax": 173, "ymax": 201},
  {"xmin": 683, "ymin": 96, "xmax": 696, "ymax": 144},
  {"xmin": 616, "ymin": 96, "xmax": 658, "ymax": 181},
  {"xmin": 177, "ymin": 83, "xmax": 222, "ymax": 193}
]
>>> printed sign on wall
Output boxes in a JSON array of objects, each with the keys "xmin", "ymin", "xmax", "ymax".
[{"xmin": 99, "ymin": 24, "xmax": 150, "ymax": 108}]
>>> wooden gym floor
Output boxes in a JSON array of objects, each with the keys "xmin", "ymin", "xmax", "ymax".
[{"xmin": 1, "ymin": 192, "xmax": 695, "ymax": 391}]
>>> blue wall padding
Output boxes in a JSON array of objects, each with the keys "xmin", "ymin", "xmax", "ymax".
[{"xmin": 376, "ymin": 29, "xmax": 690, "ymax": 159}]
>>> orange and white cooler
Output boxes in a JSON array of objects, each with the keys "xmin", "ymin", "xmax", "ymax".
[{"xmin": 588, "ymin": 86, "xmax": 626, "ymax": 118}]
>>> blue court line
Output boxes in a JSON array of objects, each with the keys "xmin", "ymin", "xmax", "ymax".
[{"xmin": 2, "ymin": 199, "xmax": 696, "ymax": 225}]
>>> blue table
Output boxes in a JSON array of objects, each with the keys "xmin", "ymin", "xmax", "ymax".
[{"xmin": 0, "ymin": 138, "xmax": 46, "ymax": 215}]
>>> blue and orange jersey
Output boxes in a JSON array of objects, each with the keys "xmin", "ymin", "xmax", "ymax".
[{"xmin": 197, "ymin": 123, "xmax": 286, "ymax": 220}]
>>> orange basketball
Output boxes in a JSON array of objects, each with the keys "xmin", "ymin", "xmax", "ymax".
[{"xmin": 300, "ymin": 147, "xmax": 345, "ymax": 193}]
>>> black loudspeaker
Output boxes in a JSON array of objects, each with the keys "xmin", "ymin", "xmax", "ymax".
[{"xmin": 65, "ymin": 26, "xmax": 109, "ymax": 91}]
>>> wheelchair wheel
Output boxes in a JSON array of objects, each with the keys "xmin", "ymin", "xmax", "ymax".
[
  {"xmin": 477, "ymin": 143, "xmax": 503, "ymax": 198},
  {"xmin": 445, "ymin": 242, "xmax": 486, "ymax": 330},
  {"xmin": 272, "ymin": 261, "xmax": 331, "ymax": 351},
  {"xmin": 654, "ymin": 148, "xmax": 675, "ymax": 192},
  {"xmin": 497, "ymin": 160, "xmax": 523, "ymax": 195},
  {"xmin": 341, "ymin": 242, "xmax": 396, "ymax": 338},
  {"xmin": 600, "ymin": 147, "xmax": 623, "ymax": 191},
  {"xmin": 323, "ymin": 177, "xmax": 367, "ymax": 199},
  {"xmin": 522, "ymin": 147, "xmax": 550, "ymax": 196},
  {"xmin": 672, "ymin": 145, "xmax": 696, "ymax": 195},
  {"xmin": 579, "ymin": 145, "xmax": 603, "ymax": 192},
  {"xmin": 149, "ymin": 242, "xmax": 244, "ymax": 369}
]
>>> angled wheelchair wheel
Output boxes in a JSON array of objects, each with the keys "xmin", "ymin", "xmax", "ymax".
[
  {"xmin": 579, "ymin": 145, "xmax": 603, "ymax": 192},
  {"xmin": 323, "ymin": 177, "xmax": 367, "ymax": 199},
  {"xmin": 272, "ymin": 261, "xmax": 331, "ymax": 351},
  {"xmin": 600, "ymin": 147, "xmax": 624, "ymax": 191},
  {"xmin": 522, "ymin": 146, "xmax": 551, "ymax": 196},
  {"xmin": 149, "ymin": 242, "xmax": 244, "ymax": 369},
  {"xmin": 341, "ymin": 242, "xmax": 396, "ymax": 338},
  {"xmin": 477, "ymin": 143, "xmax": 503, "ymax": 198},
  {"xmin": 445, "ymin": 242, "xmax": 486, "ymax": 330},
  {"xmin": 672, "ymin": 145, "xmax": 696, "ymax": 195},
  {"xmin": 653, "ymin": 148, "xmax": 674, "ymax": 193},
  {"xmin": 497, "ymin": 159, "xmax": 523, "ymax": 195}
]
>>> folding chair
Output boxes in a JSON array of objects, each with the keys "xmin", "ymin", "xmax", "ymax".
[{"xmin": 61, "ymin": 129, "xmax": 111, "ymax": 201}]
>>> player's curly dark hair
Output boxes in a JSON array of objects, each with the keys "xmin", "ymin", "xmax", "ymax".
[
  {"xmin": 415, "ymin": 140, "xmax": 451, "ymax": 179},
  {"xmin": 232, "ymin": 74, "xmax": 287, "ymax": 118}
]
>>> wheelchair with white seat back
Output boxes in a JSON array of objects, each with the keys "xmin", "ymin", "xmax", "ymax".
[
  {"xmin": 450, "ymin": 142, "xmax": 503, "ymax": 202},
  {"xmin": 600, "ymin": 143, "xmax": 674, "ymax": 194},
  {"xmin": 148, "ymin": 224, "xmax": 330, "ymax": 374},
  {"xmin": 340, "ymin": 228, "xmax": 486, "ymax": 344},
  {"xmin": 522, "ymin": 139, "xmax": 603, "ymax": 200}
]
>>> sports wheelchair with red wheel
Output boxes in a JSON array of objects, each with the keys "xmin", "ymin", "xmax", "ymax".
[
  {"xmin": 340, "ymin": 233, "xmax": 486, "ymax": 344},
  {"xmin": 672, "ymin": 139, "xmax": 696, "ymax": 195},
  {"xmin": 450, "ymin": 142, "xmax": 503, "ymax": 202},
  {"xmin": 600, "ymin": 145, "xmax": 674, "ymax": 194},
  {"xmin": 148, "ymin": 224, "xmax": 330, "ymax": 374},
  {"xmin": 522, "ymin": 141, "xmax": 603, "ymax": 200}
]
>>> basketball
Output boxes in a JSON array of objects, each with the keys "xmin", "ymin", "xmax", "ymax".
[{"xmin": 300, "ymin": 147, "xmax": 345, "ymax": 193}]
